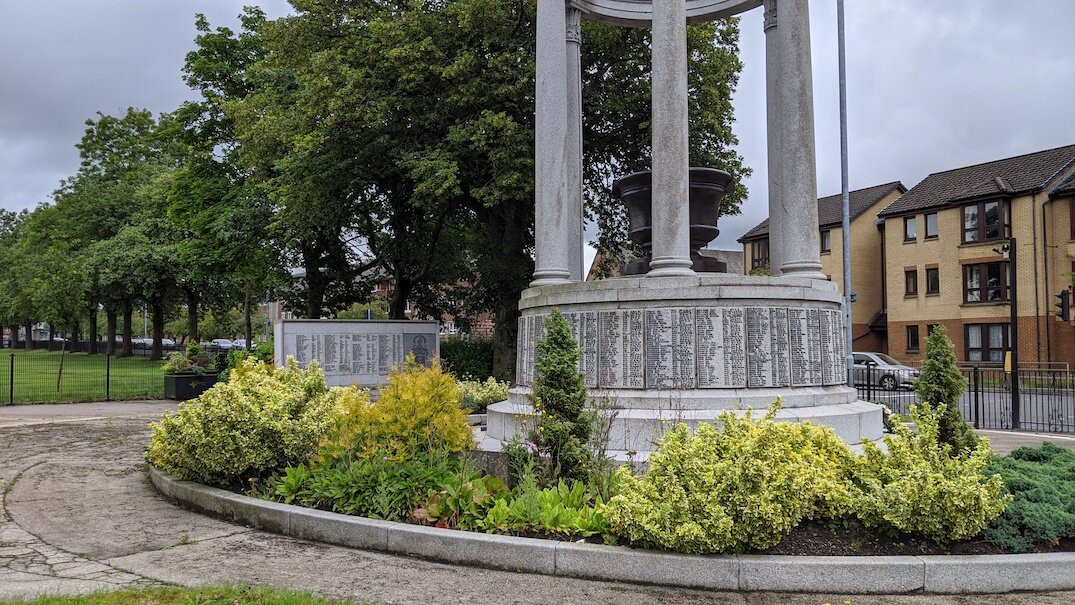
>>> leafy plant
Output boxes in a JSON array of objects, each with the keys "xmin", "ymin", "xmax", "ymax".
[
  {"xmin": 530, "ymin": 309, "xmax": 594, "ymax": 483},
  {"xmin": 440, "ymin": 337, "xmax": 494, "ymax": 381},
  {"xmin": 857, "ymin": 404, "xmax": 1009, "ymax": 542},
  {"xmin": 914, "ymin": 325, "xmax": 978, "ymax": 454},
  {"xmin": 318, "ymin": 356, "xmax": 474, "ymax": 464},
  {"xmin": 458, "ymin": 377, "xmax": 509, "ymax": 413},
  {"xmin": 603, "ymin": 402, "xmax": 861, "ymax": 554},
  {"xmin": 413, "ymin": 470, "xmax": 509, "ymax": 530},
  {"xmin": 478, "ymin": 480, "xmax": 608, "ymax": 539},
  {"xmin": 147, "ymin": 357, "xmax": 337, "ymax": 487},
  {"xmin": 161, "ymin": 342, "xmax": 217, "ymax": 375},
  {"xmin": 983, "ymin": 443, "xmax": 1075, "ymax": 552}
]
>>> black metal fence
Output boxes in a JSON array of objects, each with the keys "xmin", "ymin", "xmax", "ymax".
[
  {"xmin": 0, "ymin": 351, "xmax": 165, "ymax": 405},
  {"xmin": 856, "ymin": 365, "xmax": 1075, "ymax": 434}
]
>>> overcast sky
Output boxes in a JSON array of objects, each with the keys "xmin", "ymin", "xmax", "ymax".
[{"xmin": 3, "ymin": 1, "xmax": 1074, "ymax": 269}]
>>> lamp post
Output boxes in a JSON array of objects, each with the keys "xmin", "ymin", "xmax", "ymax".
[
  {"xmin": 994, "ymin": 239, "xmax": 1020, "ymax": 429},
  {"xmin": 837, "ymin": 0, "xmax": 853, "ymax": 386}
]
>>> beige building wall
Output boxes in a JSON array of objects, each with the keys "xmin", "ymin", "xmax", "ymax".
[{"xmin": 886, "ymin": 166, "xmax": 1075, "ymax": 366}]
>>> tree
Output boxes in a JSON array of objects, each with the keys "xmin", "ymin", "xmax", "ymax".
[
  {"xmin": 914, "ymin": 325, "xmax": 979, "ymax": 455},
  {"xmin": 531, "ymin": 309, "xmax": 593, "ymax": 482}
]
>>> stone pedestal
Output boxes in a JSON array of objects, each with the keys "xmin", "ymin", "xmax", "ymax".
[{"xmin": 482, "ymin": 275, "xmax": 882, "ymax": 458}]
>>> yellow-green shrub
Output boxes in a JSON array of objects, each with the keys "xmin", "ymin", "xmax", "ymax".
[
  {"xmin": 603, "ymin": 403, "xmax": 861, "ymax": 553},
  {"xmin": 458, "ymin": 377, "xmax": 509, "ymax": 413},
  {"xmin": 319, "ymin": 357, "xmax": 474, "ymax": 463},
  {"xmin": 147, "ymin": 358, "xmax": 337, "ymax": 487},
  {"xmin": 856, "ymin": 404, "xmax": 1009, "ymax": 542}
]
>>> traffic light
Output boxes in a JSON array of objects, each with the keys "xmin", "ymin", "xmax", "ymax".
[{"xmin": 1056, "ymin": 290, "xmax": 1071, "ymax": 322}]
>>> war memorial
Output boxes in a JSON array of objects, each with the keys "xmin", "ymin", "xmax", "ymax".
[{"xmin": 484, "ymin": 0, "xmax": 883, "ymax": 455}]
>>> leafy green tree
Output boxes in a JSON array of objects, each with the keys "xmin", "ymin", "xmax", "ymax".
[
  {"xmin": 531, "ymin": 309, "xmax": 593, "ymax": 482},
  {"xmin": 914, "ymin": 325, "xmax": 979, "ymax": 455}
]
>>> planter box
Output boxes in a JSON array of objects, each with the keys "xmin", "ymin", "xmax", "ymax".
[{"xmin": 164, "ymin": 372, "xmax": 220, "ymax": 400}]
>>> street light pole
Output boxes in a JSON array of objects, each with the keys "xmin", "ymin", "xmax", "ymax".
[
  {"xmin": 837, "ymin": 0, "xmax": 853, "ymax": 386},
  {"xmin": 1008, "ymin": 238, "xmax": 1020, "ymax": 429}
]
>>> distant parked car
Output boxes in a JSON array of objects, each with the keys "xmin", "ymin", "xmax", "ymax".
[
  {"xmin": 208, "ymin": 339, "xmax": 234, "ymax": 352},
  {"xmin": 232, "ymin": 339, "xmax": 254, "ymax": 350},
  {"xmin": 852, "ymin": 352, "xmax": 920, "ymax": 391},
  {"xmin": 131, "ymin": 338, "xmax": 152, "ymax": 350},
  {"xmin": 160, "ymin": 338, "xmax": 176, "ymax": 348}
]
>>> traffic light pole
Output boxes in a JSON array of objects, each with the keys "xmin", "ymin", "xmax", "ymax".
[{"xmin": 1009, "ymin": 238, "xmax": 1020, "ymax": 430}]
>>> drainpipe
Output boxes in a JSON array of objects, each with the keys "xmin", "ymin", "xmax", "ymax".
[
  {"xmin": 1042, "ymin": 198, "xmax": 1052, "ymax": 363},
  {"xmin": 1031, "ymin": 192, "xmax": 1042, "ymax": 362}
]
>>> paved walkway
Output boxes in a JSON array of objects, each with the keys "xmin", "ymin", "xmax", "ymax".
[{"xmin": 1, "ymin": 402, "xmax": 1073, "ymax": 604}]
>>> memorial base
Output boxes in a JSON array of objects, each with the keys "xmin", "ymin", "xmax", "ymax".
[{"xmin": 482, "ymin": 275, "xmax": 883, "ymax": 455}]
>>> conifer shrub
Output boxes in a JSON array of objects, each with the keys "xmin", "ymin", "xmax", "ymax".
[
  {"xmin": 914, "ymin": 325, "xmax": 978, "ymax": 454},
  {"xmin": 147, "ymin": 358, "xmax": 337, "ymax": 487},
  {"xmin": 856, "ymin": 404, "xmax": 1009, "ymax": 542},
  {"xmin": 318, "ymin": 356, "xmax": 474, "ymax": 464},
  {"xmin": 603, "ymin": 403, "xmax": 862, "ymax": 554},
  {"xmin": 530, "ymin": 309, "xmax": 594, "ymax": 482},
  {"xmin": 983, "ymin": 443, "xmax": 1075, "ymax": 552}
]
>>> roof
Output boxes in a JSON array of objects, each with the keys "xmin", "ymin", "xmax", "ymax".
[
  {"xmin": 1050, "ymin": 171, "xmax": 1075, "ymax": 198},
  {"xmin": 738, "ymin": 181, "xmax": 905, "ymax": 242},
  {"xmin": 878, "ymin": 144, "xmax": 1075, "ymax": 218}
]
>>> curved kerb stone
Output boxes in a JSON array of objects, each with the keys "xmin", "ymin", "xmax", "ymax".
[{"xmin": 149, "ymin": 465, "xmax": 1075, "ymax": 595}]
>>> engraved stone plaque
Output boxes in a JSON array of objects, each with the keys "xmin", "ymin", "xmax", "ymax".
[
  {"xmin": 769, "ymin": 307, "xmax": 791, "ymax": 387},
  {"xmin": 644, "ymin": 308, "xmax": 695, "ymax": 389},
  {"xmin": 580, "ymin": 311, "xmax": 599, "ymax": 388},
  {"xmin": 788, "ymin": 308, "xmax": 818, "ymax": 386},
  {"xmin": 275, "ymin": 320, "xmax": 438, "ymax": 387},
  {"xmin": 695, "ymin": 308, "xmax": 747, "ymax": 388},
  {"xmin": 745, "ymin": 307, "xmax": 775, "ymax": 387}
]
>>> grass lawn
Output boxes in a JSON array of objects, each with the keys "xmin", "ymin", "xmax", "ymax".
[
  {"xmin": 0, "ymin": 586, "xmax": 358, "ymax": 605},
  {"xmin": 0, "ymin": 349, "xmax": 165, "ymax": 404}
]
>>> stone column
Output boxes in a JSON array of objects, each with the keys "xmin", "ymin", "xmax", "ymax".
[
  {"xmin": 532, "ymin": 0, "xmax": 572, "ymax": 286},
  {"xmin": 647, "ymin": 0, "xmax": 694, "ymax": 277},
  {"xmin": 763, "ymin": 0, "xmax": 783, "ymax": 276},
  {"xmin": 566, "ymin": 7, "xmax": 584, "ymax": 281},
  {"xmin": 768, "ymin": 0, "xmax": 826, "ymax": 279}
]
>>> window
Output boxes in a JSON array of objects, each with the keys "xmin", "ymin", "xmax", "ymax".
[
  {"xmin": 966, "ymin": 323, "xmax": 1009, "ymax": 363},
  {"xmin": 906, "ymin": 325, "xmax": 920, "ymax": 352},
  {"xmin": 962, "ymin": 200, "xmax": 1009, "ymax": 243},
  {"xmin": 925, "ymin": 267, "xmax": 940, "ymax": 294},
  {"xmin": 751, "ymin": 239, "xmax": 769, "ymax": 270},
  {"xmin": 820, "ymin": 230, "xmax": 831, "ymax": 253},
  {"xmin": 905, "ymin": 269, "xmax": 918, "ymax": 296},
  {"xmin": 963, "ymin": 261, "xmax": 1009, "ymax": 303},
  {"xmin": 904, "ymin": 216, "xmax": 917, "ymax": 241},
  {"xmin": 925, "ymin": 212, "xmax": 939, "ymax": 238}
]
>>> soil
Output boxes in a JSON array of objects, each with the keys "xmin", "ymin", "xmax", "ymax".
[{"xmin": 753, "ymin": 520, "xmax": 1075, "ymax": 556}]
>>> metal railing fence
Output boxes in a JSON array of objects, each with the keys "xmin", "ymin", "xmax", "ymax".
[{"xmin": 0, "ymin": 351, "xmax": 164, "ymax": 405}]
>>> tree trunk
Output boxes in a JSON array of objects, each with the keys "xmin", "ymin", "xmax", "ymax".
[
  {"xmin": 24, "ymin": 322, "xmax": 33, "ymax": 351},
  {"xmin": 121, "ymin": 301, "xmax": 133, "ymax": 357},
  {"xmin": 306, "ymin": 273, "xmax": 324, "ymax": 320},
  {"xmin": 48, "ymin": 324, "xmax": 55, "ymax": 351},
  {"xmin": 388, "ymin": 274, "xmax": 412, "ymax": 320},
  {"xmin": 106, "ymin": 308, "xmax": 117, "ymax": 355},
  {"xmin": 9, "ymin": 325, "xmax": 17, "ymax": 348},
  {"xmin": 70, "ymin": 320, "xmax": 80, "ymax": 352},
  {"xmin": 88, "ymin": 308, "xmax": 98, "ymax": 354},
  {"xmin": 150, "ymin": 302, "xmax": 165, "ymax": 360},
  {"xmin": 243, "ymin": 289, "xmax": 253, "ymax": 350},
  {"xmin": 186, "ymin": 289, "xmax": 200, "ymax": 344},
  {"xmin": 491, "ymin": 305, "xmax": 520, "ymax": 383}
]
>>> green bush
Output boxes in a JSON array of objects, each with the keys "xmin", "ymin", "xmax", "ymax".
[
  {"xmin": 603, "ymin": 403, "xmax": 861, "ymax": 554},
  {"xmin": 479, "ymin": 480, "xmax": 609, "ymax": 539},
  {"xmin": 983, "ymin": 443, "xmax": 1075, "ymax": 552},
  {"xmin": 147, "ymin": 358, "xmax": 337, "ymax": 487},
  {"xmin": 857, "ymin": 404, "xmax": 1009, "ymax": 542},
  {"xmin": 531, "ymin": 309, "xmax": 593, "ymax": 482},
  {"xmin": 440, "ymin": 337, "xmax": 494, "ymax": 380},
  {"xmin": 914, "ymin": 325, "xmax": 978, "ymax": 455},
  {"xmin": 458, "ymin": 377, "xmax": 509, "ymax": 413},
  {"xmin": 274, "ymin": 450, "xmax": 458, "ymax": 522}
]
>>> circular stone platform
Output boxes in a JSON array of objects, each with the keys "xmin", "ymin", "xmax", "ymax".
[{"xmin": 483, "ymin": 274, "xmax": 883, "ymax": 457}]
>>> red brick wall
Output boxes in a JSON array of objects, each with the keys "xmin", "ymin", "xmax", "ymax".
[{"xmin": 890, "ymin": 315, "xmax": 1075, "ymax": 367}]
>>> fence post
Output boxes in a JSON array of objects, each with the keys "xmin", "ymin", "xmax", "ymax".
[
  {"xmin": 973, "ymin": 366, "xmax": 981, "ymax": 430},
  {"xmin": 7, "ymin": 353, "xmax": 13, "ymax": 406},
  {"xmin": 106, "ymin": 353, "xmax": 111, "ymax": 401}
]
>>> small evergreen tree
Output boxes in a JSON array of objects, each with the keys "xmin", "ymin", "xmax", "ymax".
[
  {"xmin": 914, "ymin": 325, "xmax": 979, "ymax": 455},
  {"xmin": 530, "ymin": 309, "xmax": 593, "ymax": 482}
]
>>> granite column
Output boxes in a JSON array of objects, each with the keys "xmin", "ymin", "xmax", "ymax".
[
  {"xmin": 768, "ymin": 0, "xmax": 826, "ymax": 279},
  {"xmin": 763, "ymin": 0, "xmax": 783, "ymax": 275},
  {"xmin": 647, "ymin": 0, "xmax": 694, "ymax": 277},
  {"xmin": 566, "ymin": 7, "xmax": 584, "ymax": 281},
  {"xmin": 532, "ymin": 0, "xmax": 572, "ymax": 286}
]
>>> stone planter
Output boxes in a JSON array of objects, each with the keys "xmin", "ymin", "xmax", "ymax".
[
  {"xmin": 164, "ymin": 372, "xmax": 219, "ymax": 401},
  {"xmin": 612, "ymin": 167, "xmax": 734, "ymax": 275}
]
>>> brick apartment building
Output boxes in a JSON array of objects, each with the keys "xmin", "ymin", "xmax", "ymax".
[
  {"xmin": 877, "ymin": 144, "xmax": 1075, "ymax": 367},
  {"xmin": 739, "ymin": 182, "xmax": 905, "ymax": 353}
]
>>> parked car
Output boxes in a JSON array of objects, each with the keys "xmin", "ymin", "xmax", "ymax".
[
  {"xmin": 852, "ymin": 352, "xmax": 920, "ymax": 391},
  {"xmin": 232, "ymin": 339, "xmax": 255, "ymax": 350},
  {"xmin": 131, "ymin": 337, "xmax": 153, "ymax": 350},
  {"xmin": 208, "ymin": 338, "xmax": 234, "ymax": 352}
]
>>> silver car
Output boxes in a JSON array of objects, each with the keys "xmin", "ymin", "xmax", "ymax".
[{"xmin": 852, "ymin": 352, "xmax": 920, "ymax": 391}]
